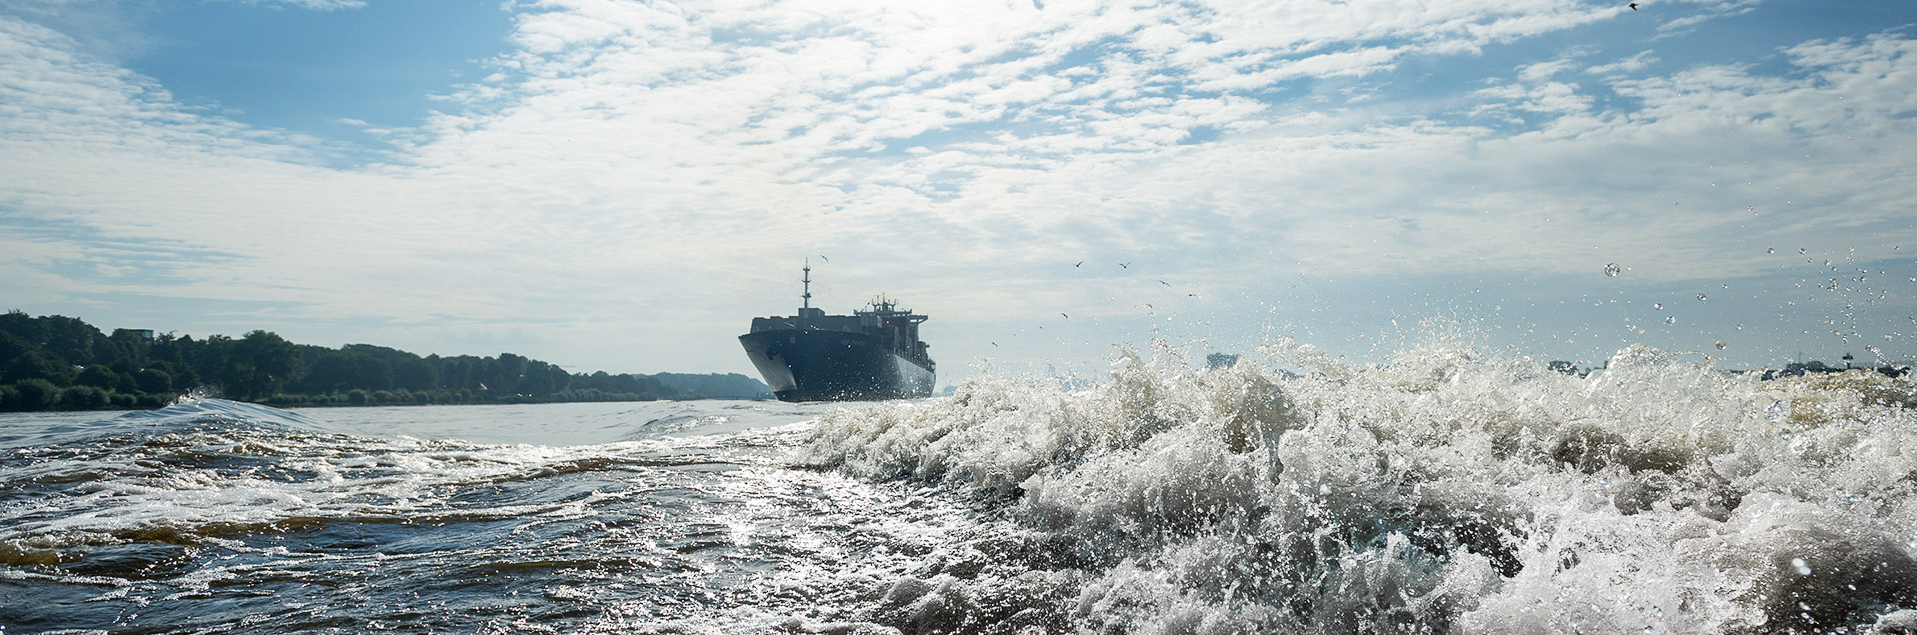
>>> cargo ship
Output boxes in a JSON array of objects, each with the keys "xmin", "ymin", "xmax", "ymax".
[{"xmin": 739, "ymin": 263, "xmax": 935, "ymax": 402}]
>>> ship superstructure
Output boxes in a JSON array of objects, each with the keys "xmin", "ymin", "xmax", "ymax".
[{"xmin": 738, "ymin": 263, "xmax": 934, "ymax": 402}]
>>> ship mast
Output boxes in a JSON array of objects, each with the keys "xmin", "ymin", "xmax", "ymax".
[{"xmin": 802, "ymin": 260, "xmax": 812, "ymax": 310}]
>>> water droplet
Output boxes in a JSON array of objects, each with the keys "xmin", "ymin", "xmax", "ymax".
[
  {"xmin": 1697, "ymin": 293, "xmax": 1707, "ymax": 301},
  {"xmin": 1800, "ymin": 248, "xmax": 1807, "ymax": 254},
  {"xmin": 1604, "ymin": 263, "xmax": 1621, "ymax": 277},
  {"xmin": 1654, "ymin": 303, "xmax": 1664, "ymax": 310},
  {"xmin": 1664, "ymin": 316, "xmax": 1676, "ymax": 324},
  {"xmin": 1715, "ymin": 341, "xmax": 1727, "ymax": 349},
  {"xmin": 1767, "ymin": 247, "xmax": 1776, "ymax": 254}
]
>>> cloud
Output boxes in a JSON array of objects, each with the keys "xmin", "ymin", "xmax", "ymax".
[
  {"xmin": 2, "ymin": 2, "xmax": 1915, "ymax": 373},
  {"xmin": 225, "ymin": 0, "xmax": 368, "ymax": 10},
  {"xmin": 1586, "ymin": 50, "xmax": 1659, "ymax": 76},
  {"xmin": 1656, "ymin": 0, "xmax": 1761, "ymax": 35}
]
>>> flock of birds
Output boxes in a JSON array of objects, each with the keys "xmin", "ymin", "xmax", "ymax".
[
  {"xmin": 810, "ymin": 255, "xmax": 1193, "ymax": 350},
  {"xmin": 987, "ymin": 259, "xmax": 1200, "ymax": 348}
]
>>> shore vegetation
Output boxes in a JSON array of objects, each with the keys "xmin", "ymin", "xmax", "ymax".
[{"xmin": 0, "ymin": 310, "xmax": 769, "ymax": 412}]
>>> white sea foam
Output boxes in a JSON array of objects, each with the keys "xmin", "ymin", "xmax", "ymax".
[
  {"xmin": 801, "ymin": 339, "xmax": 1917, "ymax": 633},
  {"xmin": 0, "ymin": 399, "xmax": 797, "ymax": 555}
]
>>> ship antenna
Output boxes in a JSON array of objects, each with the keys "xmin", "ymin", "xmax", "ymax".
[{"xmin": 802, "ymin": 259, "xmax": 812, "ymax": 310}]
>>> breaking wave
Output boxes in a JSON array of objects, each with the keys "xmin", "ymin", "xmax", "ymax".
[
  {"xmin": 801, "ymin": 339, "xmax": 1917, "ymax": 634},
  {"xmin": 0, "ymin": 399, "xmax": 746, "ymax": 559}
]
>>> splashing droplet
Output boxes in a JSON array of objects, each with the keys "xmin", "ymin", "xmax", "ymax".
[
  {"xmin": 1715, "ymin": 341, "xmax": 1727, "ymax": 349},
  {"xmin": 1768, "ymin": 247, "xmax": 1776, "ymax": 254},
  {"xmin": 1604, "ymin": 263, "xmax": 1621, "ymax": 277},
  {"xmin": 1664, "ymin": 316, "xmax": 1676, "ymax": 324},
  {"xmin": 1792, "ymin": 558, "xmax": 1812, "ymax": 576},
  {"xmin": 1799, "ymin": 248, "xmax": 1807, "ymax": 254},
  {"xmin": 1697, "ymin": 293, "xmax": 1707, "ymax": 301},
  {"xmin": 1654, "ymin": 303, "xmax": 1664, "ymax": 310}
]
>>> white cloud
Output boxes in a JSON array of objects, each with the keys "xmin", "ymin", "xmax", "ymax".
[
  {"xmin": 1587, "ymin": 50, "xmax": 1659, "ymax": 76},
  {"xmin": 3, "ymin": 2, "xmax": 1915, "ymax": 374},
  {"xmin": 1656, "ymin": 0, "xmax": 1761, "ymax": 34}
]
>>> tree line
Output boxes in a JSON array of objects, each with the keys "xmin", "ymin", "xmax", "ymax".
[{"xmin": 0, "ymin": 311, "xmax": 767, "ymax": 412}]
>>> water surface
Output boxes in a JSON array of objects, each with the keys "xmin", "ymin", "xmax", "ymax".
[{"xmin": 6, "ymin": 343, "xmax": 1917, "ymax": 633}]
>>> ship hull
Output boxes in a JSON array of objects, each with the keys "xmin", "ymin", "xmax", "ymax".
[{"xmin": 739, "ymin": 330, "xmax": 934, "ymax": 402}]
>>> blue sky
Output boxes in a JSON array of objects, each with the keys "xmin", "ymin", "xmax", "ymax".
[{"xmin": 2, "ymin": 0, "xmax": 1914, "ymax": 383}]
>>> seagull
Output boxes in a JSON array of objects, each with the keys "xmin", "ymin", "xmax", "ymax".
[
  {"xmin": 991, "ymin": 342, "xmax": 998, "ymax": 347},
  {"xmin": 1074, "ymin": 261, "xmax": 1083, "ymax": 267},
  {"xmin": 819, "ymin": 255, "xmax": 829, "ymax": 262},
  {"xmin": 1160, "ymin": 280, "xmax": 1170, "ymax": 286},
  {"xmin": 1118, "ymin": 262, "xmax": 1131, "ymax": 269},
  {"xmin": 1628, "ymin": 2, "xmax": 1637, "ymax": 8},
  {"xmin": 1060, "ymin": 312, "xmax": 1069, "ymax": 319}
]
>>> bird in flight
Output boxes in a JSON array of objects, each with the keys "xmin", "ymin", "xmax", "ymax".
[
  {"xmin": 1628, "ymin": 2, "xmax": 1637, "ymax": 9},
  {"xmin": 1061, "ymin": 313, "xmax": 1069, "ymax": 319},
  {"xmin": 819, "ymin": 255, "xmax": 830, "ymax": 262},
  {"xmin": 1074, "ymin": 261, "xmax": 1083, "ymax": 267},
  {"xmin": 1118, "ymin": 262, "xmax": 1131, "ymax": 269},
  {"xmin": 1160, "ymin": 280, "xmax": 1170, "ymax": 286}
]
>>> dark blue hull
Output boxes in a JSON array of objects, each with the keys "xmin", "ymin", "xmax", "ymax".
[{"xmin": 739, "ymin": 330, "xmax": 934, "ymax": 402}]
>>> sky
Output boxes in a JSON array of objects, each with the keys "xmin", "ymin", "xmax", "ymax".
[{"xmin": 2, "ymin": 0, "xmax": 1914, "ymax": 385}]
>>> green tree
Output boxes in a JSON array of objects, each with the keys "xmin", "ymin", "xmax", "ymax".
[
  {"xmin": 4, "ymin": 351, "xmax": 71, "ymax": 386},
  {"xmin": 517, "ymin": 360, "xmax": 557, "ymax": 396},
  {"xmin": 351, "ymin": 354, "xmax": 395, "ymax": 391},
  {"xmin": 217, "ymin": 331, "xmax": 301, "ymax": 401},
  {"xmin": 393, "ymin": 357, "xmax": 439, "ymax": 392},
  {"xmin": 107, "ymin": 329, "xmax": 152, "ymax": 366},
  {"xmin": 75, "ymin": 365, "xmax": 118, "ymax": 390},
  {"xmin": 148, "ymin": 359, "xmax": 197, "ymax": 392},
  {"xmin": 0, "ymin": 332, "xmax": 30, "ymax": 366},
  {"xmin": 136, "ymin": 368, "xmax": 173, "ymax": 394},
  {"xmin": 38, "ymin": 315, "xmax": 107, "ymax": 365},
  {"xmin": 148, "ymin": 333, "xmax": 193, "ymax": 376},
  {"xmin": 299, "ymin": 351, "xmax": 359, "ymax": 393},
  {"xmin": 495, "ymin": 353, "xmax": 528, "ymax": 390},
  {"xmin": 189, "ymin": 334, "xmax": 231, "ymax": 390},
  {"xmin": 7, "ymin": 378, "xmax": 58, "ymax": 411},
  {"xmin": 57, "ymin": 385, "xmax": 108, "ymax": 410},
  {"xmin": 431, "ymin": 354, "xmax": 471, "ymax": 391},
  {"xmin": 0, "ymin": 310, "xmax": 40, "ymax": 344}
]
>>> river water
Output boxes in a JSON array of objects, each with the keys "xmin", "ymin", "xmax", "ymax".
[{"xmin": 5, "ymin": 341, "xmax": 1917, "ymax": 634}]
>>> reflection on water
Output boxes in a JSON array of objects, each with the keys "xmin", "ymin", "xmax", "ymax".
[
  {"xmin": 6, "ymin": 341, "xmax": 1917, "ymax": 633},
  {"xmin": 1, "ymin": 399, "xmax": 968, "ymax": 633}
]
